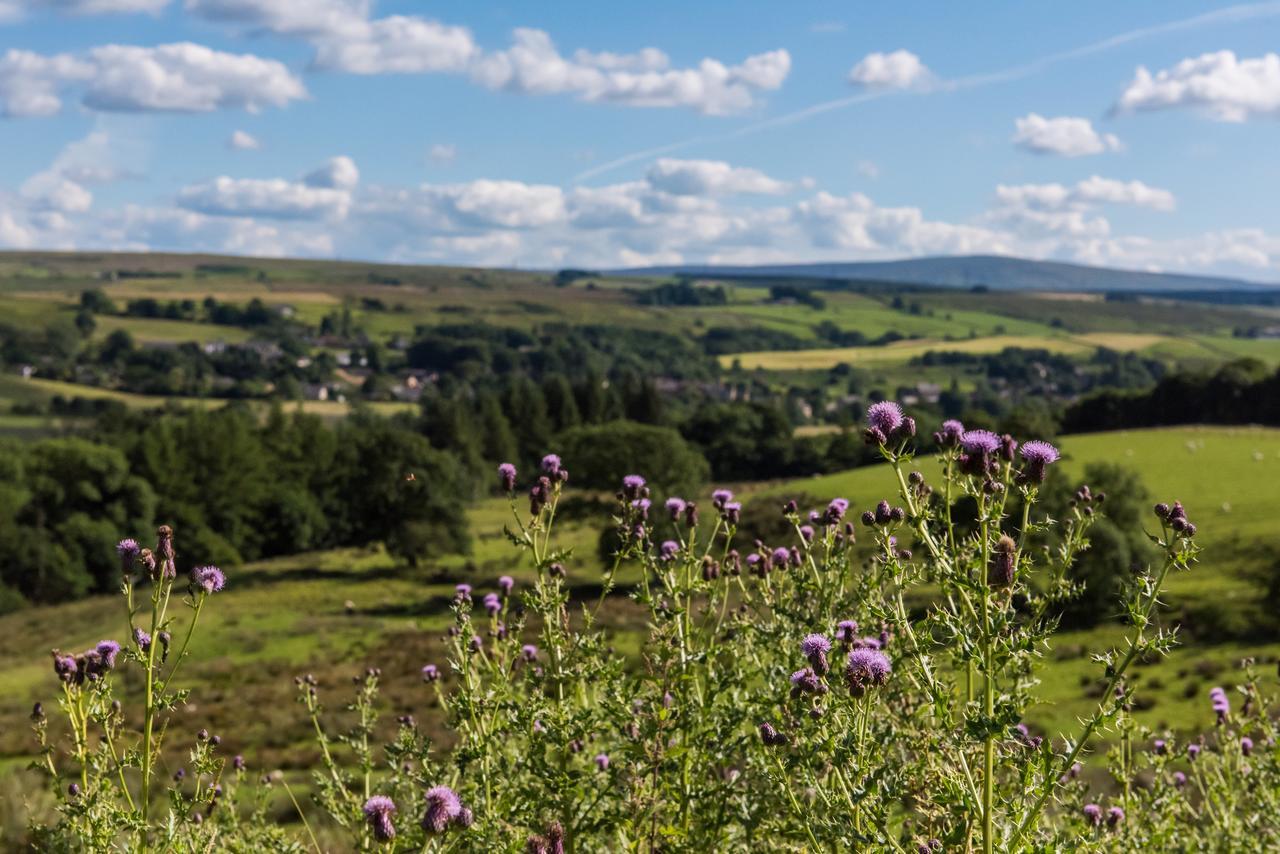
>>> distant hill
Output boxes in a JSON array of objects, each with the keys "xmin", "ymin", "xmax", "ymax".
[{"xmin": 614, "ymin": 255, "xmax": 1279, "ymax": 293}]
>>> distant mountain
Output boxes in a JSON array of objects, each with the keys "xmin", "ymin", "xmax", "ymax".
[{"xmin": 614, "ymin": 255, "xmax": 1279, "ymax": 292}]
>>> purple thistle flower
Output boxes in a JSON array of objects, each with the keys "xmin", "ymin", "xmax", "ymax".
[
  {"xmin": 1106, "ymin": 806, "xmax": 1125, "ymax": 828},
  {"xmin": 364, "ymin": 795, "xmax": 397, "ymax": 842},
  {"xmin": 498, "ymin": 463, "xmax": 518, "ymax": 492},
  {"xmin": 594, "ymin": 753, "xmax": 610, "ymax": 771},
  {"xmin": 498, "ymin": 575, "xmax": 514, "ymax": 596},
  {"xmin": 95, "ymin": 640, "xmax": 121, "ymax": 670},
  {"xmin": 1210, "ymin": 686, "xmax": 1230, "ymax": 722},
  {"xmin": 711, "ymin": 489, "xmax": 734, "ymax": 509},
  {"xmin": 233, "ymin": 755, "xmax": 245, "ymax": 771},
  {"xmin": 454, "ymin": 583, "xmax": 472, "ymax": 602},
  {"xmin": 468, "ymin": 635, "xmax": 482, "ymax": 652},
  {"xmin": 52, "ymin": 651, "xmax": 79, "ymax": 685},
  {"xmin": 455, "ymin": 807, "xmax": 474, "ymax": 829},
  {"xmin": 422, "ymin": 786, "xmax": 462, "ymax": 834},
  {"xmin": 845, "ymin": 648, "xmax": 892, "ymax": 697},
  {"xmin": 621, "ymin": 474, "xmax": 647, "ymax": 500},
  {"xmin": 483, "ymin": 593, "xmax": 501, "ymax": 616},
  {"xmin": 1241, "ymin": 736, "xmax": 1254, "ymax": 756},
  {"xmin": 799, "ymin": 524, "xmax": 815, "ymax": 543},
  {"xmin": 1153, "ymin": 738, "xmax": 1167, "ymax": 755},
  {"xmin": 722, "ymin": 501, "xmax": 741, "ymax": 525},
  {"xmin": 660, "ymin": 540, "xmax": 680, "ymax": 561},
  {"xmin": 801, "ymin": 633, "xmax": 831, "ymax": 675},
  {"xmin": 631, "ymin": 498, "xmax": 651, "ymax": 519},
  {"xmin": 789, "ymin": 667, "xmax": 824, "ymax": 697},
  {"xmin": 1018, "ymin": 440, "xmax": 1060, "ymax": 484},
  {"xmin": 1188, "ymin": 743, "xmax": 1202, "ymax": 760},
  {"xmin": 1083, "ymin": 803, "xmax": 1102, "ymax": 826},
  {"xmin": 866, "ymin": 401, "xmax": 904, "ymax": 438},
  {"xmin": 824, "ymin": 497, "xmax": 850, "ymax": 525},
  {"xmin": 521, "ymin": 644, "xmax": 538, "ymax": 662},
  {"xmin": 190, "ymin": 566, "xmax": 225, "ymax": 595},
  {"xmin": 133, "ymin": 627, "xmax": 151, "ymax": 652},
  {"xmin": 421, "ymin": 664, "xmax": 439, "ymax": 682},
  {"xmin": 116, "ymin": 538, "xmax": 140, "ymax": 572},
  {"xmin": 934, "ymin": 419, "xmax": 965, "ymax": 447},
  {"xmin": 835, "ymin": 620, "xmax": 859, "ymax": 642},
  {"xmin": 540, "ymin": 454, "xmax": 562, "ymax": 476},
  {"xmin": 758, "ymin": 722, "xmax": 787, "ymax": 746},
  {"xmin": 665, "ymin": 497, "xmax": 686, "ymax": 520},
  {"xmin": 960, "ymin": 429, "xmax": 1001, "ymax": 455},
  {"xmin": 771, "ymin": 546, "xmax": 791, "ymax": 568},
  {"xmin": 1172, "ymin": 771, "xmax": 1187, "ymax": 788}
]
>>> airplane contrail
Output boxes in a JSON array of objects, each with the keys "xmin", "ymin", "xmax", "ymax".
[{"xmin": 572, "ymin": 1, "xmax": 1280, "ymax": 184}]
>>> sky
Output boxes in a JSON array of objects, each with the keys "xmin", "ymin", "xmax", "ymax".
[{"xmin": 1, "ymin": 1, "xmax": 1280, "ymax": 278}]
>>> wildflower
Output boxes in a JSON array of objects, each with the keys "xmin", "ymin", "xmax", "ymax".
[
  {"xmin": 771, "ymin": 546, "xmax": 792, "ymax": 569},
  {"xmin": 958, "ymin": 430, "xmax": 1001, "ymax": 476},
  {"xmin": 999, "ymin": 433, "xmax": 1018, "ymax": 461},
  {"xmin": 824, "ymin": 498, "xmax": 850, "ymax": 525},
  {"xmin": 1210, "ymin": 686, "xmax": 1230, "ymax": 722},
  {"xmin": 790, "ymin": 668, "xmax": 824, "ymax": 697},
  {"xmin": 422, "ymin": 786, "xmax": 463, "ymax": 834},
  {"xmin": 801, "ymin": 633, "xmax": 832, "ymax": 675},
  {"xmin": 1153, "ymin": 738, "xmax": 1167, "ymax": 755},
  {"xmin": 455, "ymin": 583, "xmax": 472, "ymax": 602},
  {"xmin": 1173, "ymin": 771, "xmax": 1187, "ymax": 788},
  {"xmin": 989, "ymin": 535, "xmax": 1017, "ymax": 588},
  {"xmin": 1241, "ymin": 736, "xmax": 1254, "ymax": 756},
  {"xmin": 498, "ymin": 463, "xmax": 518, "ymax": 492},
  {"xmin": 933, "ymin": 419, "xmax": 965, "ymax": 447},
  {"xmin": 363, "ymin": 796, "xmax": 397, "ymax": 842},
  {"xmin": 1188, "ymin": 743, "xmax": 1201, "ymax": 761},
  {"xmin": 864, "ymin": 401, "xmax": 905, "ymax": 445},
  {"xmin": 1018, "ymin": 440, "xmax": 1060, "ymax": 484},
  {"xmin": 631, "ymin": 498, "xmax": 651, "ymax": 521},
  {"xmin": 835, "ymin": 620, "xmax": 859, "ymax": 643},
  {"xmin": 191, "ymin": 565, "xmax": 225, "ymax": 594},
  {"xmin": 68, "ymin": 783, "xmax": 80, "ymax": 798},
  {"xmin": 660, "ymin": 540, "xmax": 680, "ymax": 561},
  {"xmin": 540, "ymin": 454, "xmax": 562, "ymax": 476},
  {"xmin": 455, "ymin": 807, "xmax": 474, "ymax": 829},
  {"xmin": 683, "ymin": 501, "xmax": 698, "ymax": 528},
  {"xmin": 521, "ymin": 644, "xmax": 538, "ymax": 662},
  {"xmin": 621, "ymin": 474, "xmax": 647, "ymax": 500},
  {"xmin": 1083, "ymin": 803, "xmax": 1102, "ymax": 826},
  {"xmin": 468, "ymin": 635, "xmax": 482, "ymax": 652},
  {"xmin": 52, "ymin": 651, "xmax": 79, "ymax": 685},
  {"xmin": 594, "ymin": 753, "xmax": 610, "ymax": 771},
  {"xmin": 722, "ymin": 501, "xmax": 741, "ymax": 525},
  {"xmin": 665, "ymin": 497, "xmax": 686, "ymax": 520},
  {"xmin": 133, "ymin": 627, "xmax": 151, "ymax": 652},
  {"xmin": 746, "ymin": 553, "xmax": 766, "ymax": 578},
  {"xmin": 498, "ymin": 575, "xmax": 514, "ymax": 596},
  {"xmin": 758, "ymin": 722, "xmax": 787, "ymax": 746},
  {"xmin": 711, "ymin": 488, "xmax": 734, "ymax": 509},
  {"xmin": 799, "ymin": 525, "xmax": 815, "ymax": 543},
  {"xmin": 529, "ymin": 477, "xmax": 552, "ymax": 514},
  {"xmin": 233, "ymin": 755, "xmax": 245, "ymax": 771},
  {"xmin": 483, "ymin": 593, "xmax": 501, "ymax": 616},
  {"xmin": 1106, "ymin": 806, "xmax": 1125, "ymax": 828},
  {"xmin": 117, "ymin": 538, "xmax": 140, "ymax": 574},
  {"xmin": 845, "ymin": 648, "xmax": 892, "ymax": 697}
]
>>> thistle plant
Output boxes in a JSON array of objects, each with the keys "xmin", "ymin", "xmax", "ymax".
[{"xmin": 31, "ymin": 406, "xmax": 1277, "ymax": 853}]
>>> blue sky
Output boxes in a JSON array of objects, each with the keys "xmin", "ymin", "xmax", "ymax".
[{"xmin": 1, "ymin": 0, "xmax": 1279, "ymax": 277}]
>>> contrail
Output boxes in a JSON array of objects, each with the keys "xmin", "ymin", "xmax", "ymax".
[{"xmin": 572, "ymin": 1, "xmax": 1280, "ymax": 184}]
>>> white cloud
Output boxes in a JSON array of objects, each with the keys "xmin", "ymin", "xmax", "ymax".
[
  {"xmin": 312, "ymin": 15, "xmax": 478, "ymax": 74},
  {"xmin": 303, "ymin": 155, "xmax": 359, "ymax": 191},
  {"xmin": 848, "ymin": 49, "xmax": 933, "ymax": 90},
  {"xmin": 470, "ymin": 28, "xmax": 789, "ymax": 114},
  {"xmin": 0, "ymin": 43, "xmax": 306, "ymax": 117},
  {"xmin": 186, "ymin": 0, "xmax": 370, "ymax": 38},
  {"xmin": 995, "ymin": 176, "xmax": 1176, "ymax": 213},
  {"xmin": 178, "ymin": 156, "xmax": 358, "ymax": 220},
  {"xmin": 0, "ymin": 2, "xmax": 20, "ymax": 23},
  {"xmin": 1114, "ymin": 50, "xmax": 1280, "ymax": 122},
  {"xmin": 228, "ymin": 129, "xmax": 260, "ymax": 150},
  {"xmin": 428, "ymin": 143, "xmax": 456, "ymax": 163},
  {"xmin": 1013, "ymin": 113, "xmax": 1122, "ymax": 157},
  {"xmin": 645, "ymin": 158, "xmax": 791, "ymax": 196}
]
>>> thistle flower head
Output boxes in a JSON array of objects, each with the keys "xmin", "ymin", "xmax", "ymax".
[
  {"xmin": 960, "ymin": 430, "xmax": 1001, "ymax": 455},
  {"xmin": 454, "ymin": 583, "xmax": 472, "ymax": 601},
  {"xmin": 621, "ymin": 474, "xmax": 646, "ymax": 500},
  {"xmin": 660, "ymin": 540, "xmax": 680, "ymax": 561},
  {"xmin": 665, "ymin": 497, "xmax": 686, "ymax": 520},
  {"xmin": 499, "ymin": 576, "xmax": 514, "ymax": 596},
  {"xmin": 1106, "ymin": 806, "xmax": 1125, "ymax": 828},
  {"xmin": 845, "ymin": 648, "xmax": 892, "ymax": 697},
  {"xmin": 825, "ymin": 497, "xmax": 850, "ymax": 524},
  {"xmin": 771, "ymin": 546, "xmax": 791, "ymax": 567},
  {"xmin": 521, "ymin": 644, "xmax": 538, "ymax": 662},
  {"xmin": 1173, "ymin": 771, "xmax": 1187, "ymax": 788},
  {"xmin": 1018, "ymin": 440, "xmax": 1060, "ymax": 484},
  {"xmin": 1241, "ymin": 736, "xmax": 1254, "ymax": 756},
  {"xmin": 117, "ymin": 538, "xmax": 140, "ymax": 566},
  {"xmin": 482, "ymin": 593, "xmax": 501, "ymax": 615},
  {"xmin": 540, "ymin": 454, "xmax": 561, "ymax": 475},
  {"xmin": 934, "ymin": 419, "xmax": 965, "ymax": 447},
  {"xmin": 191, "ymin": 565, "xmax": 225, "ymax": 594},
  {"xmin": 866, "ymin": 401, "xmax": 904, "ymax": 436},
  {"xmin": 422, "ymin": 786, "xmax": 462, "ymax": 834},
  {"xmin": 801, "ymin": 633, "xmax": 831, "ymax": 657},
  {"xmin": 799, "ymin": 524, "xmax": 815, "ymax": 543},
  {"xmin": 711, "ymin": 488, "xmax": 734, "ymax": 509},
  {"xmin": 133, "ymin": 627, "xmax": 151, "ymax": 652},
  {"xmin": 363, "ymin": 795, "xmax": 397, "ymax": 842},
  {"xmin": 835, "ymin": 620, "xmax": 859, "ymax": 642},
  {"xmin": 1083, "ymin": 803, "xmax": 1102, "ymax": 826},
  {"xmin": 498, "ymin": 463, "xmax": 518, "ymax": 492},
  {"xmin": 594, "ymin": 753, "xmax": 610, "ymax": 771},
  {"xmin": 95, "ymin": 640, "xmax": 121, "ymax": 670}
]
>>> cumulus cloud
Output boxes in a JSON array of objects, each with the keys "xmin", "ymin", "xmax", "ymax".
[
  {"xmin": 1114, "ymin": 50, "xmax": 1280, "ymax": 122},
  {"xmin": 312, "ymin": 16, "xmax": 478, "ymax": 74},
  {"xmin": 186, "ymin": 0, "xmax": 369, "ymax": 38},
  {"xmin": 0, "ymin": 43, "xmax": 306, "ymax": 117},
  {"xmin": 995, "ymin": 176, "xmax": 1176, "ymax": 213},
  {"xmin": 471, "ymin": 28, "xmax": 789, "ymax": 114},
  {"xmin": 848, "ymin": 49, "xmax": 933, "ymax": 90},
  {"xmin": 1013, "ymin": 113, "xmax": 1122, "ymax": 157},
  {"xmin": 645, "ymin": 158, "xmax": 791, "ymax": 196},
  {"xmin": 228, "ymin": 129, "xmax": 260, "ymax": 150},
  {"xmin": 178, "ymin": 156, "xmax": 358, "ymax": 220}
]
